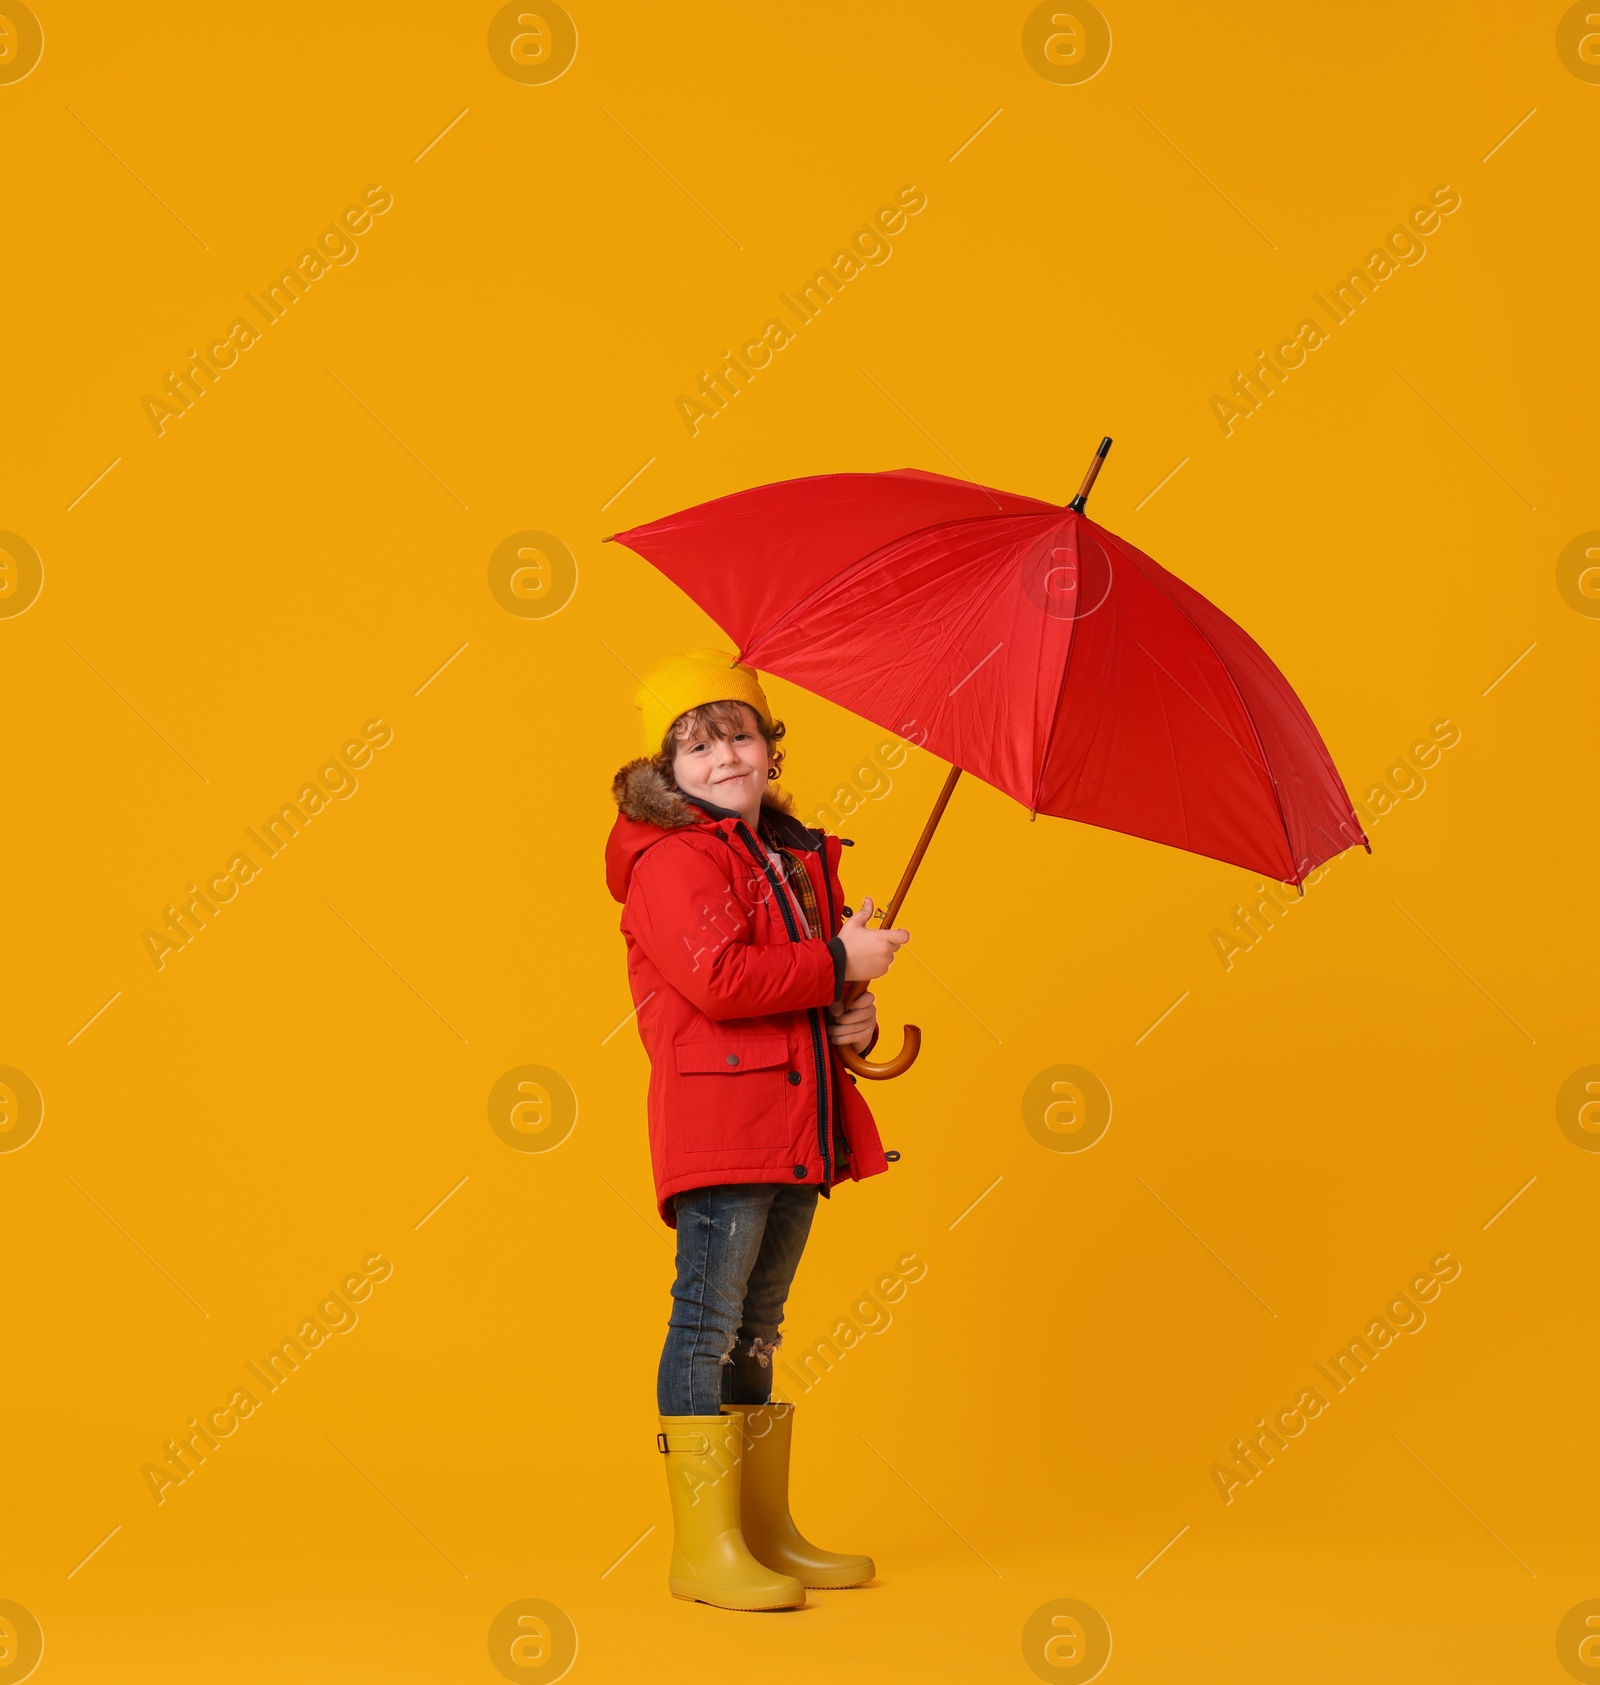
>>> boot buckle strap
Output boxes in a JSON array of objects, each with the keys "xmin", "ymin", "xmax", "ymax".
[{"xmin": 657, "ymin": 1430, "xmax": 710, "ymax": 1455}]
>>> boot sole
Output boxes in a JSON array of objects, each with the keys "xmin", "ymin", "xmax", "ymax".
[
  {"xmin": 758, "ymin": 1557, "xmax": 876, "ymax": 1590},
  {"xmin": 669, "ymin": 1584, "xmax": 805, "ymax": 1611}
]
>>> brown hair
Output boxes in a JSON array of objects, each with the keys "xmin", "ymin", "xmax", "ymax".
[{"xmin": 654, "ymin": 700, "xmax": 792, "ymax": 811}]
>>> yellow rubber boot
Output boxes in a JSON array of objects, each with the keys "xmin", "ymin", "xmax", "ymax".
[
  {"xmin": 722, "ymin": 1403, "xmax": 875, "ymax": 1588},
  {"xmin": 657, "ymin": 1414, "xmax": 806, "ymax": 1610}
]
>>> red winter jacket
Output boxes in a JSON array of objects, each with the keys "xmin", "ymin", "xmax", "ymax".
[{"xmin": 605, "ymin": 759, "xmax": 890, "ymax": 1225}]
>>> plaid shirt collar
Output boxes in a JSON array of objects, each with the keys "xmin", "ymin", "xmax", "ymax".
[{"xmin": 758, "ymin": 815, "xmax": 824, "ymax": 940}]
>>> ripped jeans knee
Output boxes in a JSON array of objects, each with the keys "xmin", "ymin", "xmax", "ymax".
[
  {"xmin": 717, "ymin": 1327, "xmax": 784, "ymax": 1368},
  {"xmin": 717, "ymin": 1331, "xmax": 782, "ymax": 1367},
  {"xmin": 722, "ymin": 1330, "xmax": 784, "ymax": 1405}
]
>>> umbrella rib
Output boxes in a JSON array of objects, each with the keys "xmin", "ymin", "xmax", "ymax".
[
  {"xmin": 1168, "ymin": 627, "xmax": 1295, "ymax": 870},
  {"xmin": 1143, "ymin": 655, "xmax": 1193, "ymax": 850},
  {"xmin": 1133, "ymin": 642, "xmax": 1270, "ymax": 779},
  {"xmin": 1133, "ymin": 635, "xmax": 1295, "ymax": 874},
  {"xmin": 1029, "ymin": 616, "xmax": 1080, "ymax": 814},
  {"xmin": 1027, "ymin": 523, "xmax": 1088, "ymax": 813},
  {"xmin": 1117, "ymin": 538, "xmax": 1296, "ymax": 870}
]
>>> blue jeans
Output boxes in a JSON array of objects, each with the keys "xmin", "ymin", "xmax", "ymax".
[{"xmin": 657, "ymin": 1183, "xmax": 819, "ymax": 1416}]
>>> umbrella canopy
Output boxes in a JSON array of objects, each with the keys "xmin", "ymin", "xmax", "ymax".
[{"xmin": 610, "ymin": 465, "xmax": 1366, "ymax": 886}]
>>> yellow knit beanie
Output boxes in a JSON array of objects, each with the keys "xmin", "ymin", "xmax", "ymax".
[{"xmin": 635, "ymin": 648, "xmax": 773, "ymax": 754}]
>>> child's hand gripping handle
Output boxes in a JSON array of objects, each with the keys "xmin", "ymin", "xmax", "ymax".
[{"xmin": 834, "ymin": 896, "xmax": 919, "ymax": 1081}]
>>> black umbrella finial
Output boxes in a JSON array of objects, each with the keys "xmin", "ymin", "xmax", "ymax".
[{"xmin": 1068, "ymin": 435, "xmax": 1113, "ymax": 512}]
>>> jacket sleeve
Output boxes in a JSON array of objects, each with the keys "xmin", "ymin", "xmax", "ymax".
[
  {"xmin": 826, "ymin": 936, "xmax": 847, "ymax": 1001},
  {"xmin": 628, "ymin": 837, "xmax": 837, "ymax": 1021}
]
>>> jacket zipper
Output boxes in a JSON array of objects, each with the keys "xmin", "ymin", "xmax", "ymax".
[
  {"xmin": 813, "ymin": 837, "xmax": 846, "ymax": 1168},
  {"xmin": 733, "ymin": 821, "xmax": 831, "ymax": 1185}
]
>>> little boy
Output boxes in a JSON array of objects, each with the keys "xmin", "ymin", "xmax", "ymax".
[{"xmin": 605, "ymin": 647, "xmax": 908, "ymax": 1610}]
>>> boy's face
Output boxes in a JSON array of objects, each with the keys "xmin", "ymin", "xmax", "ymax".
[{"xmin": 670, "ymin": 703, "xmax": 772, "ymax": 819}]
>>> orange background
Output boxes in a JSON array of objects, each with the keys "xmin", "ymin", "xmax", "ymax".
[{"xmin": 1, "ymin": 2, "xmax": 1596, "ymax": 1680}]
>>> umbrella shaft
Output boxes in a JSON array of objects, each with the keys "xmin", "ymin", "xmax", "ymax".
[{"xmin": 844, "ymin": 765, "xmax": 962, "ymax": 1007}]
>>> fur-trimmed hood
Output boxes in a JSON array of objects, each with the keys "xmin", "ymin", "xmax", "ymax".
[
  {"xmin": 606, "ymin": 757, "xmax": 799, "ymax": 903},
  {"xmin": 610, "ymin": 758, "xmax": 703, "ymax": 830},
  {"xmin": 611, "ymin": 757, "xmax": 795, "ymax": 828}
]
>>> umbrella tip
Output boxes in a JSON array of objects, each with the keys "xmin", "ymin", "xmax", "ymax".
[{"xmin": 1068, "ymin": 437, "xmax": 1113, "ymax": 513}]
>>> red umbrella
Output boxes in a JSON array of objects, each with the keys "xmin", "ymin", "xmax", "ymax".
[{"xmin": 608, "ymin": 440, "xmax": 1368, "ymax": 1078}]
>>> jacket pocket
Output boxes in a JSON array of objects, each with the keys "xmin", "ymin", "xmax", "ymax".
[{"xmin": 671, "ymin": 1033, "xmax": 793, "ymax": 1155}]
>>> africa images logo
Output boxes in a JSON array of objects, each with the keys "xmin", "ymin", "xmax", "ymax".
[
  {"xmin": 674, "ymin": 187, "xmax": 928, "ymax": 436},
  {"xmin": 1210, "ymin": 186, "xmax": 1462, "ymax": 436},
  {"xmin": 141, "ymin": 187, "xmax": 394, "ymax": 437},
  {"xmin": 1211, "ymin": 1253, "xmax": 1461, "ymax": 1504},
  {"xmin": 143, "ymin": 1254, "xmax": 393, "ymax": 1505},
  {"xmin": 142, "ymin": 719, "xmax": 393, "ymax": 970}
]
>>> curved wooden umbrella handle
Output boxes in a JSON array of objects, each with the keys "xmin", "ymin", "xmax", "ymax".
[
  {"xmin": 837, "ymin": 1022, "xmax": 922, "ymax": 1081},
  {"xmin": 827, "ymin": 765, "xmax": 963, "ymax": 1085}
]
